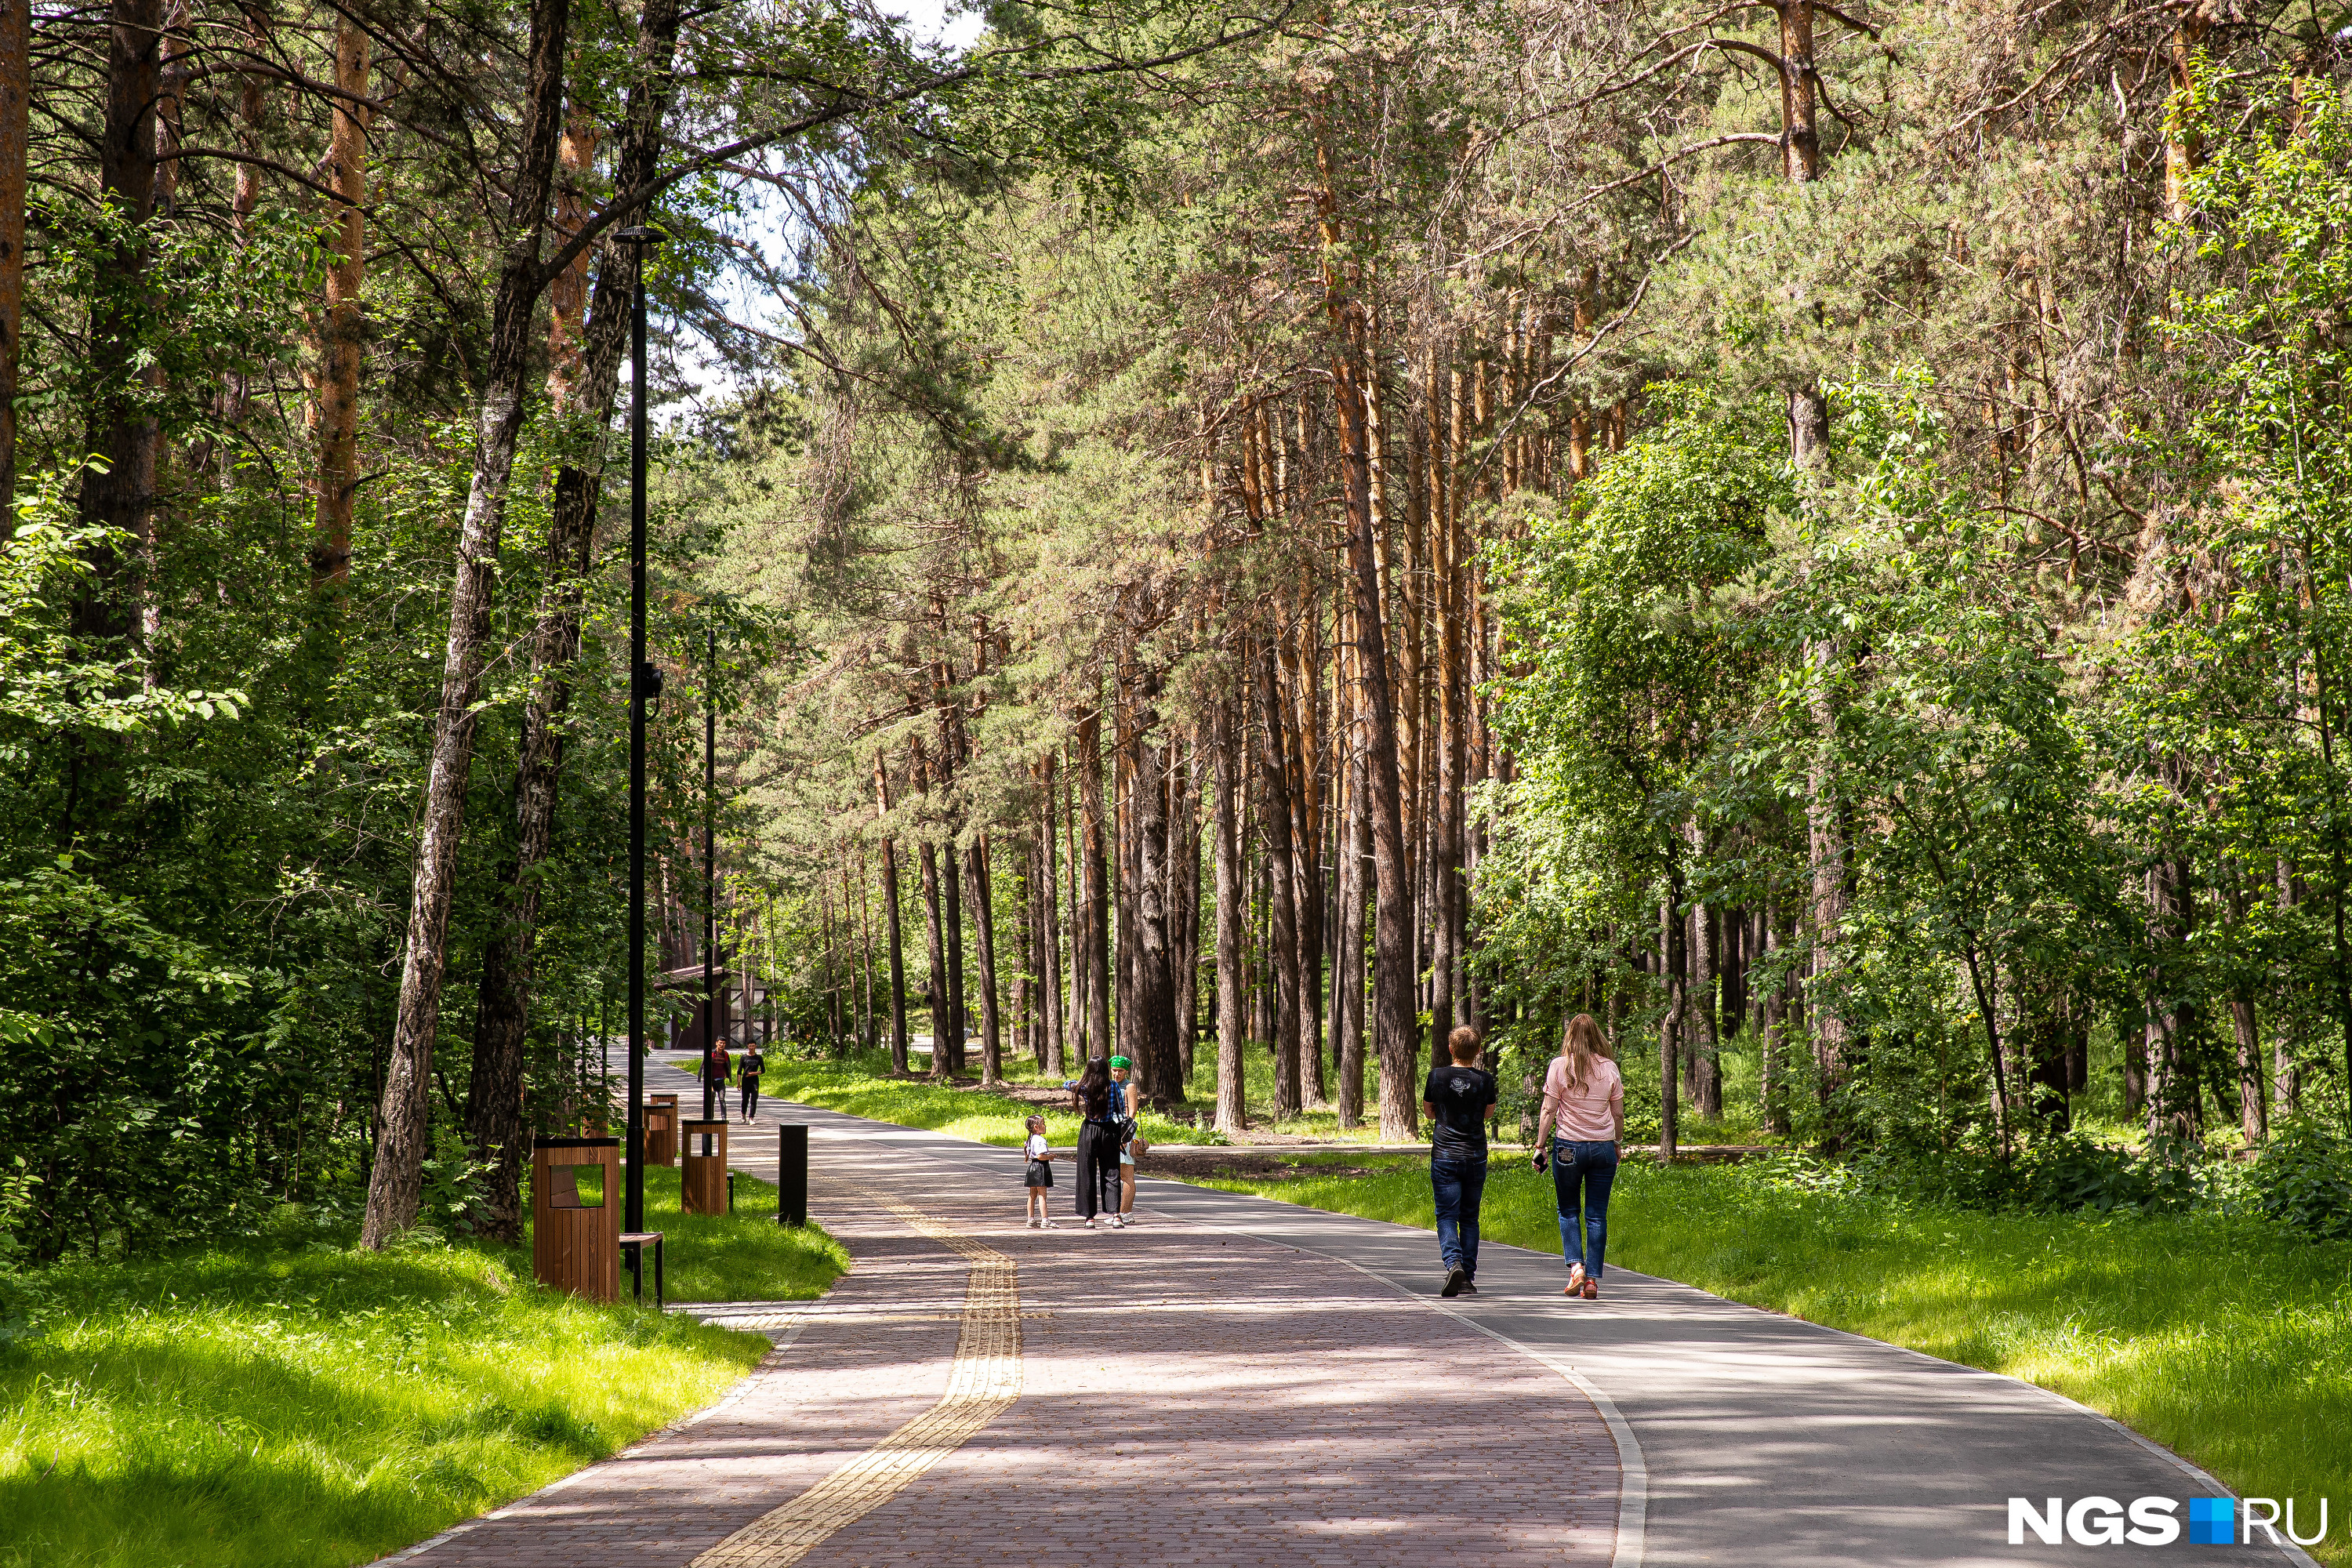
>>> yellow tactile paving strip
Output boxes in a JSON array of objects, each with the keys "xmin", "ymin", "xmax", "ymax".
[{"xmin": 688, "ymin": 1194, "xmax": 1022, "ymax": 1568}]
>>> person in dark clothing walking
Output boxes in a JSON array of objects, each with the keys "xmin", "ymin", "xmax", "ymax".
[
  {"xmin": 1423, "ymin": 1024, "xmax": 1497, "ymax": 1298},
  {"xmin": 739, "ymin": 1042, "xmax": 764, "ymax": 1122},
  {"xmin": 703, "ymin": 1040, "xmax": 732, "ymax": 1122},
  {"xmin": 1069, "ymin": 1057, "xmax": 1120, "ymax": 1229}
]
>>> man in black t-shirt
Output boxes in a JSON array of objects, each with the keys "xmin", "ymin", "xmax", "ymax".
[{"xmin": 1422, "ymin": 1024, "xmax": 1498, "ymax": 1298}]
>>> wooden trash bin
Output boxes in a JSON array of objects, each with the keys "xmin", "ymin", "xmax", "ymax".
[
  {"xmin": 646, "ymin": 1094, "xmax": 678, "ymax": 1167},
  {"xmin": 532, "ymin": 1136, "xmax": 620, "ymax": 1303},
  {"xmin": 681, "ymin": 1118, "xmax": 729, "ymax": 1214}
]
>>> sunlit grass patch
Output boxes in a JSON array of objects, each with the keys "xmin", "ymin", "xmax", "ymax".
[
  {"xmin": 0, "ymin": 1167, "xmax": 842, "ymax": 1568},
  {"xmin": 1197, "ymin": 1156, "xmax": 2352, "ymax": 1565}
]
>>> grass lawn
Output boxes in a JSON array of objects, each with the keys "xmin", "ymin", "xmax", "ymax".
[
  {"xmin": 0, "ymin": 1165, "xmax": 845, "ymax": 1568},
  {"xmin": 1197, "ymin": 1152, "xmax": 2352, "ymax": 1565}
]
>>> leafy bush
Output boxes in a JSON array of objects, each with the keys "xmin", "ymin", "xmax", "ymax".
[
  {"xmin": 1853, "ymin": 1131, "xmax": 2205, "ymax": 1215},
  {"xmin": 2241, "ymin": 1120, "xmax": 2352, "ymax": 1240}
]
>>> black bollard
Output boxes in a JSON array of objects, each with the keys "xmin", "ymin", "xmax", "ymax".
[{"xmin": 779, "ymin": 1123, "xmax": 808, "ymax": 1227}]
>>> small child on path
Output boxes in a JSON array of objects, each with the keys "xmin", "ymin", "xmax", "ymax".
[{"xmin": 1022, "ymin": 1115, "xmax": 1059, "ymax": 1229}]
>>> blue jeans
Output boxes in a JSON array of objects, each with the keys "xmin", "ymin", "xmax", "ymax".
[
  {"xmin": 1553, "ymin": 1139, "xmax": 1618, "ymax": 1279},
  {"xmin": 1431, "ymin": 1156, "xmax": 1488, "ymax": 1277}
]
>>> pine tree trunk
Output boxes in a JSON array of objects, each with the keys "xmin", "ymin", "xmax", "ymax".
[
  {"xmin": 942, "ymin": 837, "xmax": 964, "ymax": 1074},
  {"xmin": 1212, "ymin": 693, "xmax": 1249, "ymax": 1133},
  {"xmin": 1041, "ymin": 757, "xmax": 1065, "ymax": 1076},
  {"xmin": 308, "ymin": 16, "xmax": 371, "ymax": 587},
  {"xmin": 1687, "ymin": 862, "xmax": 1722, "ymax": 1120},
  {"xmin": 1079, "ymin": 707, "xmax": 1111, "ymax": 1059},
  {"xmin": 1659, "ymin": 890, "xmax": 1685, "ymax": 1160},
  {"xmin": 1284, "ymin": 622, "xmax": 1328, "ymax": 1108},
  {"xmin": 966, "ymin": 833, "xmax": 1001, "ymax": 1087},
  {"xmin": 1258, "ymin": 644, "xmax": 1305, "ymax": 1118},
  {"xmin": 1133, "ymin": 696, "xmax": 1178, "ymax": 1105},
  {"xmin": 877, "ymin": 754, "xmax": 909, "ymax": 1073},
  {"xmin": 915, "ymin": 741, "xmax": 948, "ymax": 1076},
  {"xmin": 361, "ymin": 0, "xmax": 571, "ymax": 1250},
  {"xmin": 0, "ymin": 0, "xmax": 28, "ymax": 518},
  {"xmin": 75, "ymin": 0, "xmax": 164, "ymax": 645}
]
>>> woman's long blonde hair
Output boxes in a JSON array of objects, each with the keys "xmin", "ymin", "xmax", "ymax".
[{"xmin": 1559, "ymin": 1013, "xmax": 1610, "ymax": 1091}]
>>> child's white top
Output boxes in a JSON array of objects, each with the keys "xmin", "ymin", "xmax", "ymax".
[{"xmin": 1025, "ymin": 1132, "xmax": 1047, "ymax": 1159}]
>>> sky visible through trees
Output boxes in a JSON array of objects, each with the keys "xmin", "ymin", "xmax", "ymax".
[{"xmin": 4, "ymin": 0, "xmax": 2352, "ymax": 1260}]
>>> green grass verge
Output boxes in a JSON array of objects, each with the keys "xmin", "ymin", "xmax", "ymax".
[
  {"xmin": 1198, "ymin": 1154, "xmax": 2352, "ymax": 1566},
  {"xmin": 0, "ymin": 1166, "xmax": 845, "ymax": 1568}
]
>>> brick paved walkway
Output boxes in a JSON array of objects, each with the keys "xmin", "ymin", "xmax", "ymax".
[{"xmin": 384, "ymin": 1116, "xmax": 1621, "ymax": 1568}]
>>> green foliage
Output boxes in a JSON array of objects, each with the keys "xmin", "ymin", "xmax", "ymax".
[
  {"xmin": 0, "ymin": 1168, "xmax": 839, "ymax": 1568},
  {"xmin": 2241, "ymin": 1120, "xmax": 2352, "ymax": 1242}
]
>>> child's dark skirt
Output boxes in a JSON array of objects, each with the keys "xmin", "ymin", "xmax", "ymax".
[{"xmin": 1025, "ymin": 1159, "xmax": 1054, "ymax": 1188}]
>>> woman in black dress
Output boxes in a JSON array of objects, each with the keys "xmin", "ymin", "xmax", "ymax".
[{"xmin": 1069, "ymin": 1057, "xmax": 1120, "ymax": 1229}]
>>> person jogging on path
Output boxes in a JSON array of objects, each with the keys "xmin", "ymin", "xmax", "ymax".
[
  {"xmin": 739, "ymin": 1040, "xmax": 764, "ymax": 1122},
  {"xmin": 1534, "ymin": 1012, "xmax": 1623, "ymax": 1299},
  {"xmin": 1423, "ymin": 1024, "xmax": 1497, "ymax": 1298},
  {"xmin": 1069, "ymin": 1057, "xmax": 1120, "ymax": 1229}
]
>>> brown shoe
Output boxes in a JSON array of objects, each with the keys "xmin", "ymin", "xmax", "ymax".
[
  {"xmin": 1581, "ymin": 1278, "xmax": 1599, "ymax": 1300},
  {"xmin": 1563, "ymin": 1262, "xmax": 1586, "ymax": 1297}
]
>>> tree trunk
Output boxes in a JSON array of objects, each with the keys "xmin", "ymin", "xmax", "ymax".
[
  {"xmin": 465, "ymin": 0, "xmax": 679, "ymax": 1242},
  {"xmin": 75, "ymin": 0, "xmax": 165, "ymax": 644},
  {"xmin": 1689, "ymin": 891, "xmax": 1722, "ymax": 1120},
  {"xmin": 966, "ymin": 833, "xmax": 1001, "ymax": 1087},
  {"xmin": 1335, "ymin": 350, "xmax": 1415, "ymax": 1139},
  {"xmin": 2145, "ymin": 855, "xmax": 2198, "ymax": 1140},
  {"xmin": 877, "ymin": 754, "xmax": 909, "ymax": 1073},
  {"xmin": 942, "ymin": 837, "xmax": 965, "ymax": 1074},
  {"xmin": 1133, "ymin": 700, "xmax": 1178, "ymax": 1105},
  {"xmin": 1778, "ymin": 0, "xmax": 1820, "ymax": 182},
  {"xmin": 1172, "ymin": 742, "xmax": 1201, "ymax": 1087},
  {"xmin": 361, "ymin": 0, "xmax": 571, "ymax": 1250},
  {"xmin": 1283, "ymin": 621, "xmax": 1328, "ymax": 1109},
  {"xmin": 1258, "ymin": 644, "xmax": 1305, "ymax": 1118},
  {"xmin": 0, "ymin": 0, "xmax": 27, "ymax": 518},
  {"xmin": 2275, "ymin": 858, "xmax": 2300, "ymax": 1119},
  {"xmin": 1212, "ymin": 693, "xmax": 1248, "ymax": 1133},
  {"xmin": 915, "ymin": 740, "xmax": 948, "ymax": 1076},
  {"xmin": 1040, "ymin": 755, "xmax": 1065, "ymax": 1076},
  {"xmin": 1079, "ymin": 707, "xmax": 1111, "ymax": 1060},
  {"xmin": 1659, "ymin": 888, "xmax": 1685, "ymax": 1160},
  {"xmin": 308, "ymin": 16, "xmax": 371, "ymax": 588}
]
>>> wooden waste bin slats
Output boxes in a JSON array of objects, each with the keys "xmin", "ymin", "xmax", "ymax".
[
  {"xmin": 532, "ymin": 1136, "xmax": 620, "ymax": 1303},
  {"xmin": 645, "ymin": 1094, "xmax": 679, "ymax": 1167},
  {"xmin": 681, "ymin": 1117, "xmax": 728, "ymax": 1214}
]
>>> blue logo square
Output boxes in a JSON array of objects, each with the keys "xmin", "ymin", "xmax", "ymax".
[{"xmin": 2189, "ymin": 1497, "xmax": 2235, "ymax": 1545}]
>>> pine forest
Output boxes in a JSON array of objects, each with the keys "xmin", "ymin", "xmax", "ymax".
[{"xmin": 6, "ymin": 0, "xmax": 2352, "ymax": 1263}]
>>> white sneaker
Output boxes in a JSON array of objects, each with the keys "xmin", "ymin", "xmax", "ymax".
[
  {"xmin": 1026, "ymin": 1216, "xmax": 1040, "ymax": 1229},
  {"xmin": 1040, "ymin": 1220, "xmax": 1058, "ymax": 1230},
  {"xmin": 1109, "ymin": 1214, "xmax": 1127, "ymax": 1229}
]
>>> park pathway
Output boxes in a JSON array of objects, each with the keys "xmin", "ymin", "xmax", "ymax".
[
  {"xmin": 383, "ymin": 1093, "xmax": 1617, "ymax": 1568},
  {"xmin": 384, "ymin": 1094, "xmax": 2320, "ymax": 1568}
]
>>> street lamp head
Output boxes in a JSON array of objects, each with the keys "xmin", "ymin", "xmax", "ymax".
[{"xmin": 615, "ymin": 224, "xmax": 661, "ymax": 247}]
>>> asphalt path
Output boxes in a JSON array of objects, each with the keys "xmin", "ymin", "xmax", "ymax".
[{"xmin": 702, "ymin": 1091, "xmax": 2321, "ymax": 1568}]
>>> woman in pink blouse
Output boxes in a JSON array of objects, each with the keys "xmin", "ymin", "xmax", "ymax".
[{"xmin": 1534, "ymin": 1013, "xmax": 1624, "ymax": 1299}]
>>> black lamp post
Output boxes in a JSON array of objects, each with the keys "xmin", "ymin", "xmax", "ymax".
[
  {"xmin": 702, "ymin": 622, "xmax": 717, "ymax": 1123},
  {"xmin": 617, "ymin": 223, "xmax": 658, "ymax": 1236}
]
